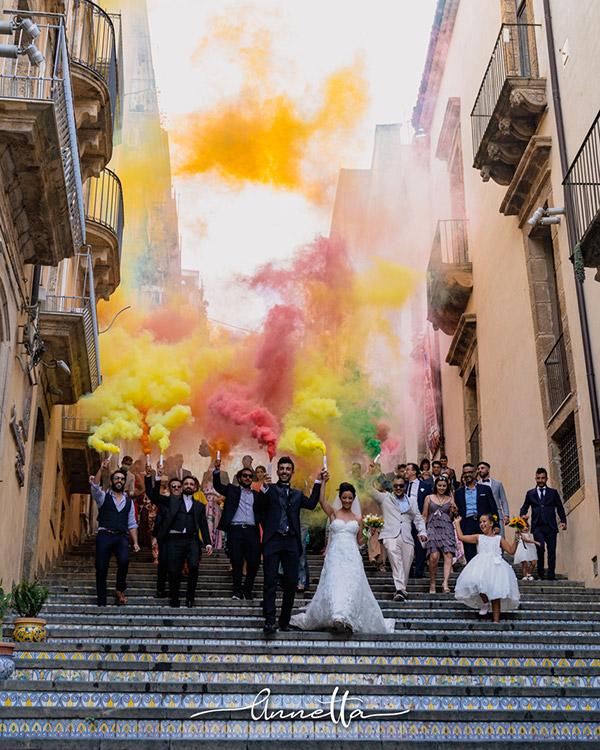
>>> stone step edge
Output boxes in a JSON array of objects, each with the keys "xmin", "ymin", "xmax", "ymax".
[
  {"xmin": 3, "ymin": 681, "xmax": 599, "ymax": 696},
  {"xmin": 0, "ymin": 708, "xmax": 598, "ymax": 723},
  {"xmin": 7, "ymin": 660, "xmax": 596, "ymax": 675}
]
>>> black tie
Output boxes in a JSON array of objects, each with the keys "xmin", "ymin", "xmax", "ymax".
[{"xmin": 407, "ymin": 483, "xmax": 412, "ymax": 497}]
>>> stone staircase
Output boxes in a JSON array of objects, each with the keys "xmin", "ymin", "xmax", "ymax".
[{"xmin": 1, "ymin": 539, "xmax": 599, "ymax": 747}]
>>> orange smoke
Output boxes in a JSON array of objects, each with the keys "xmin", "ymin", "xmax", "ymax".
[{"xmin": 171, "ymin": 9, "xmax": 369, "ymax": 203}]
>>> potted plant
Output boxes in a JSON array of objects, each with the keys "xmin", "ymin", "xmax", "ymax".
[
  {"xmin": 0, "ymin": 579, "xmax": 15, "ymax": 679},
  {"xmin": 11, "ymin": 579, "xmax": 50, "ymax": 643}
]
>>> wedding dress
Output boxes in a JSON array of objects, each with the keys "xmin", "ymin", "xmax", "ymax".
[{"xmin": 290, "ymin": 519, "xmax": 395, "ymax": 634}]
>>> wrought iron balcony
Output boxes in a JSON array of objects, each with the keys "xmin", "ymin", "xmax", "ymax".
[
  {"xmin": 39, "ymin": 253, "xmax": 100, "ymax": 404},
  {"xmin": 563, "ymin": 110, "xmax": 600, "ymax": 279},
  {"xmin": 66, "ymin": 0, "xmax": 120, "ymax": 179},
  {"xmin": 426, "ymin": 220, "xmax": 473, "ymax": 336},
  {"xmin": 544, "ymin": 333, "xmax": 571, "ymax": 418},
  {"xmin": 84, "ymin": 167, "xmax": 124, "ymax": 299},
  {"xmin": 471, "ymin": 24, "xmax": 546, "ymax": 187},
  {"xmin": 0, "ymin": 11, "xmax": 85, "ymax": 265}
]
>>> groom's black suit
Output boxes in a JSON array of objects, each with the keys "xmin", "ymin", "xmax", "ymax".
[{"xmin": 257, "ymin": 480, "xmax": 320, "ymax": 629}]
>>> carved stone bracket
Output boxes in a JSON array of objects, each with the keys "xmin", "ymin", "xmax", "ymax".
[
  {"xmin": 473, "ymin": 77, "xmax": 547, "ymax": 186},
  {"xmin": 446, "ymin": 313, "xmax": 477, "ymax": 375},
  {"xmin": 500, "ymin": 135, "xmax": 551, "ymax": 219},
  {"xmin": 427, "ymin": 263, "xmax": 473, "ymax": 336}
]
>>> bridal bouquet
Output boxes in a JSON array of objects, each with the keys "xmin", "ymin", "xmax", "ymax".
[
  {"xmin": 363, "ymin": 514, "xmax": 384, "ymax": 542},
  {"xmin": 363, "ymin": 515, "xmax": 385, "ymax": 530}
]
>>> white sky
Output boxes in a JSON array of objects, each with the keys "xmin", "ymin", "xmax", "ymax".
[{"xmin": 147, "ymin": 0, "xmax": 437, "ymax": 328}]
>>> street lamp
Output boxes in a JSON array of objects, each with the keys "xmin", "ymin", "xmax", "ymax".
[{"xmin": 0, "ymin": 16, "xmax": 44, "ymax": 66}]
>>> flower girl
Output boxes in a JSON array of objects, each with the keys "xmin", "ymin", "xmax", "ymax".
[
  {"xmin": 513, "ymin": 520, "xmax": 540, "ymax": 581},
  {"xmin": 453, "ymin": 514, "xmax": 520, "ymax": 623}
]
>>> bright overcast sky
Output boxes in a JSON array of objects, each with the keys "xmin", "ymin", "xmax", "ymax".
[{"xmin": 147, "ymin": 0, "xmax": 437, "ymax": 328}]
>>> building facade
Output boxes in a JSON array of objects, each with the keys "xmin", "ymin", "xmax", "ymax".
[
  {"xmin": 415, "ymin": 0, "xmax": 600, "ymax": 583},
  {"xmin": 0, "ymin": 0, "xmax": 123, "ymax": 583}
]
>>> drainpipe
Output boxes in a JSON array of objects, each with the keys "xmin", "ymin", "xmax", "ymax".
[
  {"xmin": 543, "ymin": 0, "xmax": 600, "ymax": 505},
  {"xmin": 30, "ymin": 265, "xmax": 41, "ymax": 306}
]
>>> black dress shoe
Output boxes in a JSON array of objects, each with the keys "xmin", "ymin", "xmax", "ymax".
[
  {"xmin": 263, "ymin": 622, "xmax": 277, "ymax": 635},
  {"xmin": 186, "ymin": 599, "xmax": 194, "ymax": 608},
  {"xmin": 170, "ymin": 600, "xmax": 180, "ymax": 608},
  {"xmin": 279, "ymin": 622, "xmax": 290, "ymax": 632},
  {"xmin": 243, "ymin": 593, "xmax": 254, "ymax": 601},
  {"xmin": 547, "ymin": 574, "xmax": 556, "ymax": 580}
]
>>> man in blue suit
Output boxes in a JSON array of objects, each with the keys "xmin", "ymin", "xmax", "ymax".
[
  {"xmin": 213, "ymin": 459, "xmax": 263, "ymax": 601},
  {"xmin": 258, "ymin": 457, "xmax": 323, "ymax": 634},
  {"xmin": 454, "ymin": 463, "xmax": 497, "ymax": 562},
  {"xmin": 520, "ymin": 467, "xmax": 567, "ymax": 580},
  {"xmin": 404, "ymin": 462, "xmax": 430, "ymax": 577}
]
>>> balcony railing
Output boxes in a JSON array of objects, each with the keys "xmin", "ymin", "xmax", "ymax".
[
  {"xmin": 432, "ymin": 220, "xmax": 469, "ymax": 264},
  {"xmin": 471, "ymin": 23, "xmax": 539, "ymax": 160},
  {"xmin": 67, "ymin": 0, "xmax": 118, "ymax": 126},
  {"xmin": 63, "ymin": 405, "xmax": 92, "ymax": 432},
  {"xmin": 0, "ymin": 11, "xmax": 85, "ymax": 250},
  {"xmin": 544, "ymin": 333, "xmax": 571, "ymax": 417},
  {"xmin": 563, "ymin": 109, "xmax": 600, "ymax": 257},
  {"xmin": 84, "ymin": 167, "xmax": 124, "ymax": 254}
]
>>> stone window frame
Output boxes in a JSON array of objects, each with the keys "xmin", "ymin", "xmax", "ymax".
[{"xmin": 522, "ymin": 181, "xmax": 584, "ymax": 513}]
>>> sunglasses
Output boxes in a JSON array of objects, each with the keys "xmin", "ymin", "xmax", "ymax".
[
  {"xmin": 171, "ymin": 483, "xmax": 182, "ymax": 489},
  {"xmin": 240, "ymin": 473, "xmax": 253, "ymax": 479},
  {"xmin": 393, "ymin": 484, "xmax": 405, "ymax": 489}
]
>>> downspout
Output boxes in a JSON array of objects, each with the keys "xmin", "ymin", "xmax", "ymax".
[{"xmin": 543, "ymin": 0, "xmax": 600, "ymax": 504}]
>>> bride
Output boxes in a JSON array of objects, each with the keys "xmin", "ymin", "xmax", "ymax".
[{"xmin": 290, "ymin": 474, "xmax": 395, "ymax": 634}]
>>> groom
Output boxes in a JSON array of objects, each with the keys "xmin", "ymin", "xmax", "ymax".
[{"xmin": 259, "ymin": 457, "xmax": 324, "ymax": 634}]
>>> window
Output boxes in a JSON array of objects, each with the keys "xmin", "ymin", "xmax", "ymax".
[{"xmin": 557, "ymin": 417, "xmax": 581, "ymax": 500}]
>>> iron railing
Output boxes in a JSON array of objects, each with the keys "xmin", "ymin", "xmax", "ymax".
[
  {"xmin": 84, "ymin": 168, "xmax": 124, "ymax": 257},
  {"xmin": 0, "ymin": 11, "xmax": 85, "ymax": 251},
  {"xmin": 544, "ymin": 333, "xmax": 571, "ymax": 417},
  {"xmin": 40, "ymin": 251, "xmax": 100, "ymax": 391},
  {"xmin": 471, "ymin": 24, "xmax": 539, "ymax": 161},
  {"xmin": 66, "ymin": 0, "xmax": 118, "ymax": 127},
  {"xmin": 563, "ymin": 109, "xmax": 600, "ymax": 250},
  {"xmin": 431, "ymin": 220, "xmax": 470, "ymax": 264},
  {"xmin": 63, "ymin": 405, "xmax": 92, "ymax": 432},
  {"xmin": 468, "ymin": 424, "xmax": 480, "ymax": 467},
  {"xmin": 558, "ymin": 418, "xmax": 581, "ymax": 501}
]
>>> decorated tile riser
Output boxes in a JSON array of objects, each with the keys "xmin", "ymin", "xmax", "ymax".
[
  {"xmin": 1, "ymin": 689, "xmax": 600, "ymax": 711},
  {"xmin": 10, "ymin": 670, "xmax": 598, "ymax": 688},
  {"xmin": 14, "ymin": 650, "xmax": 600, "ymax": 666},
  {"xmin": 1, "ymin": 719, "xmax": 600, "ymax": 741}
]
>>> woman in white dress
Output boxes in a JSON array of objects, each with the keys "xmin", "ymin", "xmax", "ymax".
[
  {"xmin": 290, "ymin": 476, "xmax": 394, "ymax": 634},
  {"xmin": 453, "ymin": 513, "xmax": 520, "ymax": 623}
]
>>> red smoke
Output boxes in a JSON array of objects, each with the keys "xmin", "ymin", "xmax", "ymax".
[
  {"xmin": 207, "ymin": 385, "xmax": 279, "ymax": 459},
  {"xmin": 254, "ymin": 304, "xmax": 303, "ymax": 413}
]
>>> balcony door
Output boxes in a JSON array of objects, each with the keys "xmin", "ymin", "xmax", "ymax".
[{"xmin": 516, "ymin": 0, "xmax": 532, "ymax": 76}]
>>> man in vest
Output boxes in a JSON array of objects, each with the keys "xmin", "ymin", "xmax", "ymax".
[
  {"xmin": 148, "ymin": 466, "xmax": 213, "ymax": 608},
  {"xmin": 90, "ymin": 459, "xmax": 140, "ymax": 606}
]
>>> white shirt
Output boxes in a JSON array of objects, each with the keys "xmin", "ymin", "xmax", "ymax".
[{"xmin": 406, "ymin": 480, "xmax": 417, "ymax": 498}]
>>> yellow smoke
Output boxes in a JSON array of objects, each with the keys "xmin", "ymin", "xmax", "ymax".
[
  {"xmin": 171, "ymin": 9, "xmax": 369, "ymax": 203},
  {"xmin": 147, "ymin": 404, "xmax": 193, "ymax": 453},
  {"xmin": 278, "ymin": 426, "xmax": 326, "ymax": 459}
]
